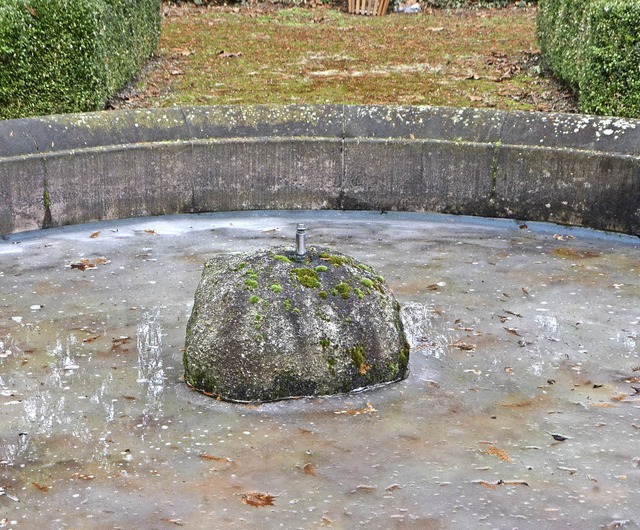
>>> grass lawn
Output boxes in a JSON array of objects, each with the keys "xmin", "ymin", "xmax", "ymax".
[{"xmin": 111, "ymin": 2, "xmax": 576, "ymax": 113}]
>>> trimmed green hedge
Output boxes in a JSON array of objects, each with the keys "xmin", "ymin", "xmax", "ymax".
[
  {"xmin": 0, "ymin": 0, "xmax": 161, "ymax": 120},
  {"xmin": 537, "ymin": 0, "xmax": 640, "ymax": 118}
]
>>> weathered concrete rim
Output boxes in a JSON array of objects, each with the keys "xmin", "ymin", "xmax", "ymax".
[{"xmin": 1, "ymin": 104, "xmax": 638, "ymax": 236}]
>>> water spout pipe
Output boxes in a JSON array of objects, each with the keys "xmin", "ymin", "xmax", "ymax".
[{"xmin": 295, "ymin": 223, "xmax": 307, "ymax": 260}]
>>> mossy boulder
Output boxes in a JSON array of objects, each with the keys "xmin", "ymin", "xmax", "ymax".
[{"xmin": 184, "ymin": 246, "xmax": 409, "ymax": 402}]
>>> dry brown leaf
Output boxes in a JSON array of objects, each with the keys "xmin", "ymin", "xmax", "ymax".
[
  {"xmin": 241, "ymin": 491, "xmax": 276, "ymax": 507},
  {"xmin": 89, "ymin": 231, "xmax": 101, "ymax": 239},
  {"xmin": 469, "ymin": 95, "xmax": 483, "ymax": 102},
  {"xmin": 452, "ymin": 340, "xmax": 476, "ymax": 352},
  {"xmin": 302, "ymin": 463, "xmax": 316, "ymax": 475},
  {"xmin": 24, "ymin": 4, "xmax": 37, "ymax": 16},
  {"xmin": 161, "ymin": 519, "xmax": 185, "ymax": 526},
  {"xmin": 427, "ymin": 26, "xmax": 445, "ymax": 32},
  {"xmin": 486, "ymin": 445, "xmax": 512, "ymax": 462},
  {"xmin": 112, "ymin": 336, "xmax": 130, "ymax": 346},
  {"xmin": 611, "ymin": 394, "xmax": 628, "ymax": 402},
  {"xmin": 504, "ymin": 327, "xmax": 521, "ymax": 337},
  {"xmin": 71, "ymin": 473, "xmax": 95, "ymax": 480},
  {"xmin": 32, "ymin": 482, "xmax": 50, "ymax": 492},
  {"xmin": 144, "ymin": 228, "xmax": 157, "ymax": 235},
  {"xmin": 218, "ymin": 50, "xmax": 244, "ymax": 59},
  {"xmin": 334, "ymin": 402, "xmax": 377, "ymax": 415},
  {"xmin": 358, "ymin": 362, "xmax": 370, "ymax": 375},
  {"xmin": 473, "ymin": 479, "xmax": 528, "ymax": 489},
  {"xmin": 593, "ymin": 402, "xmax": 617, "ymax": 408},
  {"xmin": 199, "ymin": 453, "xmax": 230, "ymax": 463}
]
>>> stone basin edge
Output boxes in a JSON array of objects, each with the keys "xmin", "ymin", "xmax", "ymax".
[{"xmin": 0, "ymin": 104, "xmax": 638, "ymax": 236}]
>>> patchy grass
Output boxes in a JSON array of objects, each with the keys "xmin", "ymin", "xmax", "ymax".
[{"xmin": 111, "ymin": 3, "xmax": 576, "ymax": 113}]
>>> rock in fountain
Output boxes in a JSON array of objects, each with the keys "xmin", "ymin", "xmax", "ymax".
[{"xmin": 183, "ymin": 226, "xmax": 409, "ymax": 402}]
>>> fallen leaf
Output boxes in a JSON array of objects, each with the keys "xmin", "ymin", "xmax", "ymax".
[
  {"xmin": 593, "ymin": 402, "xmax": 616, "ymax": 408},
  {"xmin": 355, "ymin": 484, "xmax": 376, "ymax": 492},
  {"xmin": 112, "ymin": 337, "xmax": 130, "ymax": 346},
  {"xmin": 32, "ymin": 482, "xmax": 50, "ymax": 492},
  {"xmin": 302, "ymin": 463, "xmax": 316, "ymax": 475},
  {"xmin": 611, "ymin": 394, "xmax": 628, "ymax": 402},
  {"xmin": 24, "ymin": 4, "xmax": 37, "ymax": 16},
  {"xmin": 71, "ymin": 473, "xmax": 95, "ymax": 480},
  {"xmin": 427, "ymin": 26, "xmax": 445, "ymax": 32},
  {"xmin": 452, "ymin": 340, "xmax": 476, "ymax": 352},
  {"xmin": 161, "ymin": 519, "xmax": 185, "ymax": 526},
  {"xmin": 504, "ymin": 310, "xmax": 523, "ymax": 318},
  {"xmin": 553, "ymin": 234, "xmax": 575, "ymax": 241},
  {"xmin": 89, "ymin": 231, "xmax": 101, "ymax": 238},
  {"xmin": 473, "ymin": 479, "xmax": 528, "ymax": 489},
  {"xmin": 241, "ymin": 491, "xmax": 276, "ymax": 507},
  {"xmin": 486, "ymin": 445, "xmax": 512, "ymax": 462},
  {"xmin": 519, "ymin": 224, "xmax": 528, "ymax": 229},
  {"xmin": 199, "ymin": 453, "xmax": 231, "ymax": 463},
  {"xmin": 547, "ymin": 432, "xmax": 570, "ymax": 442},
  {"xmin": 144, "ymin": 228, "xmax": 157, "ymax": 235},
  {"xmin": 218, "ymin": 50, "xmax": 244, "ymax": 59},
  {"xmin": 358, "ymin": 362, "xmax": 370, "ymax": 375},
  {"xmin": 334, "ymin": 402, "xmax": 377, "ymax": 415},
  {"xmin": 469, "ymin": 95, "xmax": 483, "ymax": 102},
  {"xmin": 504, "ymin": 327, "xmax": 521, "ymax": 337}
]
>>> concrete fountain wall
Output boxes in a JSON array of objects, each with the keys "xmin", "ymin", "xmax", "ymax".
[{"xmin": 0, "ymin": 105, "xmax": 638, "ymax": 236}]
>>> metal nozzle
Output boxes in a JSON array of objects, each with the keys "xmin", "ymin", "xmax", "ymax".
[{"xmin": 295, "ymin": 223, "xmax": 307, "ymax": 259}]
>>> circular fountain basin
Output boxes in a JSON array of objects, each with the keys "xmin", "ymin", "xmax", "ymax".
[{"xmin": 1, "ymin": 210, "xmax": 639, "ymax": 528}]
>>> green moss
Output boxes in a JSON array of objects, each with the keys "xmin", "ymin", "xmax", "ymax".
[
  {"xmin": 319, "ymin": 337, "xmax": 331, "ymax": 349},
  {"xmin": 350, "ymin": 344, "xmax": 366, "ymax": 369},
  {"xmin": 357, "ymin": 263, "xmax": 373, "ymax": 273},
  {"xmin": 315, "ymin": 265, "xmax": 328, "ymax": 273},
  {"xmin": 233, "ymin": 262, "xmax": 246, "ymax": 271},
  {"xmin": 318, "ymin": 290, "xmax": 328, "ymax": 300},
  {"xmin": 249, "ymin": 295, "xmax": 260, "ymax": 304},
  {"xmin": 354, "ymin": 288, "xmax": 364, "ymax": 300},
  {"xmin": 320, "ymin": 252, "xmax": 351, "ymax": 267},
  {"xmin": 244, "ymin": 279, "xmax": 259, "ymax": 291},
  {"xmin": 244, "ymin": 269, "xmax": 259, "ymax": 280},
  {"xmin": 335, "ymin": 282, "xmax": 351, "ymax": 300},
  {"xmin": 283, "ymin": 299, "xmax": 292, "ymax": 311},
  {"xmin": 292, "ymin": 268, "xmax": 320, "ymax": 288},
  {"xmin": 293, "ymin": 307, "xmax": 301, "ymax": 315},
  {"xmin": 360, "ymin": 278, "xmax": 374, "ymax": 288},
  {"xmin": 273, "ymin": 254, "xmax": 292, "ymax": 263},
  {"xmin": 270, "ymin": 284, "xmax": 283, "ymax": 293},
  {"xmin": 375, "ymin": 275, "xmax": 385, "ymax": 284}
]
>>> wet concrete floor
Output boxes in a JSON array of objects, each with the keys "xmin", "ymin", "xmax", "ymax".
[{"xmin": 0, "ymin": 210, "xmax": 639, "ymax": 529}]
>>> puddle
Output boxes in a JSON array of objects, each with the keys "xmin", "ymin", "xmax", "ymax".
[{"xmin": 1, "ymin": 210, "xmax": 639, "ymax": 529}]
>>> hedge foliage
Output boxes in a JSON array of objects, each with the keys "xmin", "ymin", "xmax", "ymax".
[
  {"xmin": 537, "ymin": 0, "xmax": 640, "ymax": 118},
  {"xmin": 0, "ymin": 0, "xmax": 161, "ymax": 120}
]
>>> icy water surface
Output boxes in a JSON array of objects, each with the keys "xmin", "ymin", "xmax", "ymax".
[{"xmin": 1, "ymin": 211, "xmax": 639, "ymax": 529}]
